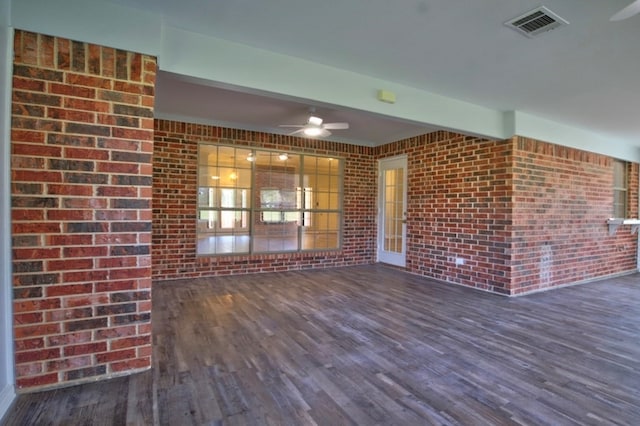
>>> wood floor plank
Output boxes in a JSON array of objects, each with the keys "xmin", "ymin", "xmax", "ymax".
[
  {"xmin": 2, "ymin": 265, "xmax": 639, "ymax": 425},
  {"xmin": 2, "ymin": 371, "xmax": 153, "ymax": 426}
]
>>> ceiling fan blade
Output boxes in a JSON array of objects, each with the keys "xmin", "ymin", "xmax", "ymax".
[
  {"xmin": 610, "ymin": 0, "xmax": 640, "ymax": 21},
  {"xmin": 323, "ymin": 122, "xmax": 349, "ymax": 130},
  {"xmin": 278, "ymin": 124, "xmax": 304, "ymax": 128}
]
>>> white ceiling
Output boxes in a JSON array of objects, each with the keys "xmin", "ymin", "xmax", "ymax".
[{"xmin": 101, "ymin": 0, "xmax": 640, "ymax": 147}]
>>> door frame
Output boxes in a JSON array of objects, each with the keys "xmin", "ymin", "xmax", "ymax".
[{"xmin": 377, "ymin": 155, "xmax": 408, "ymax": 267}]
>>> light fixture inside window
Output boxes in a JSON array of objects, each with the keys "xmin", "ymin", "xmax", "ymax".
[
  {"xmin": 246, "ymin": 153, "xmax": 255, "ymax": 162},
  {"xmin": 279, "ymin": 153, "xmax": 289, "ymax": 161}
]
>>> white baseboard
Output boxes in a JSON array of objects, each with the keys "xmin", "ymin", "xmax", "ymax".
[{"xmin": 0, "ymin": 384, "xmax": 15, "ymax": 422}]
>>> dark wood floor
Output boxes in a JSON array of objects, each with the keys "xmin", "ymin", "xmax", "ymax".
[{"xmin": 3, "ymin": 265, "xmax": 640, "ymax": 425}]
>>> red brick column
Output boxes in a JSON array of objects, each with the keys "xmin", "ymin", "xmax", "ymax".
[{"xmin": 11, "ymin": 30, "xmax": 156, "ymax": 390}]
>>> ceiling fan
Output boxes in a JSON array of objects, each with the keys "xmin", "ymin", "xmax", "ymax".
[
  {"xmin": 610, "ymin": 0, "xmax": 640, "ymax": 21},
  {"xmin": 279, "ymin": 115, "xmax": 349, "ymax": 138}
]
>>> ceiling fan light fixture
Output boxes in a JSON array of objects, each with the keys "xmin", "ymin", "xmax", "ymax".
[
  {"xmin": 308, "ymin": 116, "xmax": 323, "ymax": 126},
  {"xmin": 278, "ymin": 112, "xmax": 345, "ymax": 138},
  {"xmin": 303, "ymin": 126, "xmax": 323, "ymax": 137}
]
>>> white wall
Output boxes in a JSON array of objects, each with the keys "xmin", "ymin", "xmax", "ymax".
[{"xmin": 0, "ymin": 0, "xmax": 15, "ymax": 419}]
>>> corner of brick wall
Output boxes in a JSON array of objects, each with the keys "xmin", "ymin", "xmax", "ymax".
[
  {"xmin": 11, "ymin": 30, "xmax": 156, "ymax": 390},
  {"xmin": 378, "ymin": 132, "xmax": 514, "ymax": 294},
  {"xmin": 378, "ymin": 133, "xmax": 637, "ymax": 295}
]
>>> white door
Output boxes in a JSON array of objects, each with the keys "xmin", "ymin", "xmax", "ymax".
[{"xmin": 377, "ymin": 156, "xmax": 407, "ymax": 267}]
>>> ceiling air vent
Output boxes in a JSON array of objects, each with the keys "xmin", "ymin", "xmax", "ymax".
[{"xmin": 505, "ymin": 6, "xmax": 569, "ymax": 38}]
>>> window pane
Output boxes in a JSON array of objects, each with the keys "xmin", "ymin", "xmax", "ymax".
[
  {"xmin": 256, "ymin": 162, "xmax": 299, "ymax": 190},
  {"xmin": 260, "ymin": 211, "xmax": 280, "ymax": 223},
  {"xmin": 197, "ymin": 145, "xmax": 253, "ymax": 255},
  {"xmin": 613, "ymin": 160, "xmax": 627, "ymax": 218},
  {"xmin": 199, "ymin": 144, "xmax": 218, "ymax": 164},
  {"xmin": 198, "ymin": 166, "xmax": 217, "ymax": 187},
  {"xmin": 313, "ymin": 191, "xmax": 327, "ymax": 209},
  {"xmin": 198, "ymin": 210, "xmax": 250, "ymax": 255},
  {"xmin": 216, "ymin": 146, "xmax": 237, "ymax": 166},
  {"xmin": 198, "ymin": 144, "xmax": 342, "ymax": 255},
  {"xmin": 198, "ymin": 235, "xmax": 250, "ymax": 255},
  {"xmin": 253, "ymin": 223, "xmax": 298, "ymax": 252},
  {"xmin": 283, "ymin": 210, "xmax": 301, "ymax": 223},
  {"xmin": 198, "ymin": 210, "xmax": 218, "ymax": 232},
  {"xmin": 329, "ymin": 174, "xmax": 340, "ymax": 188},
  {"xmin": 613, "ymin": 160, "xmax": 626, "ymax": 188},
  {"xmin": 198, "ymin": 187, "xmax": 216, "ymax": 208},
  {"xmin": 301, "ymin": 212, "xmax": 340, "ymax": 250},
  {"xmin": 280, "ymin": 190, "xmax": 297, "ymax": 209},
  {"xmin": 613, "ymin": 190, "xmax": 626, "ymax": 218},
  {"xmin": 303, "ymin": 155, "xmax": 318, "ymax": 171}
]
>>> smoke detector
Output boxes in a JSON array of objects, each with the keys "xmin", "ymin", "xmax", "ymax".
[{"xmin": 505, "ymin": 6, "xmax": 569, "ymax": 38}]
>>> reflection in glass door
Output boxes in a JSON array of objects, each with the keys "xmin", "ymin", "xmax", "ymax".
[{"xmin": 378, "ymin": 156, "xmax": 407, "ymax": 267}]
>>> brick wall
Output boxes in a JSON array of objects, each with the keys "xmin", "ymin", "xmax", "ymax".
[
  {"xmin": 511, "ymin": 137, "xmax": 639, "ymax": 294},
  {"xmin": 379, "ymin": 133, "xmax": 637, "ymax": 295},
  {"xmin": 11, "ymin": 30, "xmax": 156, "ymax": 389},
  {"xmin": 379, "ymin": 132, "xmax": 514, "ymax": 294},
  {"xmin": 155, "ymin": 124, "xmax": 638, "ymax": 295},
  {"xmin": 152, "ymin": 120, "xmax": 377, "ymax": 279}
]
